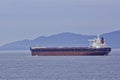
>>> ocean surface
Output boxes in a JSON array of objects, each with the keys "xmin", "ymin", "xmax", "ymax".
[{"xmin": 0, "ymin": 49, "xmax": 120, "ymax": 80}]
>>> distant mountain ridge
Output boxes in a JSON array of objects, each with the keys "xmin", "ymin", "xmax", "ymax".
[{"xmin": 0, "ymin": 30, "xmax": 120, "ymax": 50}]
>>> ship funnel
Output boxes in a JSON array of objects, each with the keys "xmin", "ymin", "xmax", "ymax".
[{"xmin": 101, "ymin": 37, "xmax": 104, "ymax": 44}]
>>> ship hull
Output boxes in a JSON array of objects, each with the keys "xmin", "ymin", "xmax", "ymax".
[{"xmin": 30, "ymin": 47, "xmax": 111, "ymax": 56}]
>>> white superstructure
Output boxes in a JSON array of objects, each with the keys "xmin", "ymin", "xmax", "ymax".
[{"xmin": 89, "ymin": 35, "xmax": 107, "ymax": 48}]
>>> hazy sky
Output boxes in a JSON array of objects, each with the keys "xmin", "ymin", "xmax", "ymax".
[{"xmin": 0, "ymin": 0, "xmax": 120, "ymax": 45}]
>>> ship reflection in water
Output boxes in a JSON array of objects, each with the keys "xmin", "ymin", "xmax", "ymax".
[{"xmin": 30, "ymin": 35, "xmax": 111, "ymax": 56}]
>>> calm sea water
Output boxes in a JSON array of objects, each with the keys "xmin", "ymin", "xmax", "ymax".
[{"xmin": 0, "ymin": 49, "xmax": 120, "ymax": 80}]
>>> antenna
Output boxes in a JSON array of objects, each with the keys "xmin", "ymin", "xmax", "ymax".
[{"xmin": 97, "ymin": 34, "xmax": 101, "ymax": 39}]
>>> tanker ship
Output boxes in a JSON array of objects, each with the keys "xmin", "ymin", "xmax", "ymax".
[{"xmin": 30, "ymin": 35, "xmax": 111, "ymax": 56}]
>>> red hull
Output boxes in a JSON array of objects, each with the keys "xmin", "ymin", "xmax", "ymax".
[{"xmin": 30, "ymin": 47, "xmax": 111, "ymax": 56}]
